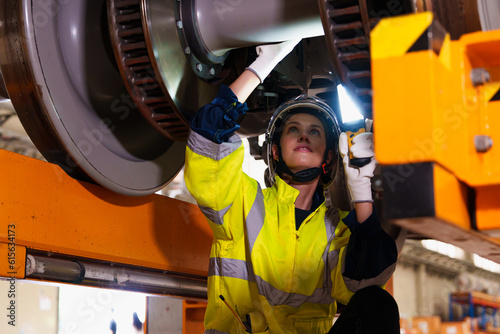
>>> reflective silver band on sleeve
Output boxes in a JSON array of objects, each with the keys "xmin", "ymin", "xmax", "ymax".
[
  {"xmin": 208, "ymin": 257, "xmax": 255, "ymax": 281},
  {"xmin": 343, "ymin": 261, "xmax": 397, "ymax": 293},
  {"xmin": 199, "ymin": 204, "xmax": 232, "ymax": 225},
  {"xmin": 188, "ymin": 130, "xmax": 242, "ymax": 161}
]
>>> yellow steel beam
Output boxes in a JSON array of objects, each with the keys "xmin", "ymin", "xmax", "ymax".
[
  {"xmin": 373, "ymin": 12, "xmax": 500, "ymax": 187},
  {"xmin": 0, "ymin": 149, "xmax": 212, "ymax": 277},
  {"xmin": 372, "ymin": 12, "xmax": 500, "ymax": 262}
]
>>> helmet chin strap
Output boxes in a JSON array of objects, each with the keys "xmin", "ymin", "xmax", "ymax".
[{"xmin": 275, "ymin": 147, "xmax": 327, "ymax": 183}]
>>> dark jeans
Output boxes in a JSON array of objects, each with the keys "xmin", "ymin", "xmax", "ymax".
[{"xmin": 327, "ymin": 286, "xmax": 400, "ymax": 334}]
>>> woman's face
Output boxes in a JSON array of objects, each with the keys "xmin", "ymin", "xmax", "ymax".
[{"xmin": 273, "ymin": 113, "xmax": 333, "ymax": 174}]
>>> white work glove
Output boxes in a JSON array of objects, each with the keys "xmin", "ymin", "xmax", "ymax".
[
  {"xmin": 246, "ymin": 39, "xmax": 302, "ymax": 83},
  {"xmin": 339, "ymin": 132, "xmax": 376, "ymax": 203}
]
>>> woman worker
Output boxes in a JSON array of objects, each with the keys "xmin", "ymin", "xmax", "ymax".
[{"xmin": 184, "ymin": 40, "xmax": 400, "ymax": 334}]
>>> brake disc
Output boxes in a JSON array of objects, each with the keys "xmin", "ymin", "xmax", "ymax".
[
  {"xmin": 0, "ymin": 0, "xmax": 325, "ymax": 195},
  {"xmin": 0, "ymin": 0, "xmax": 185, "ymax": 196}
]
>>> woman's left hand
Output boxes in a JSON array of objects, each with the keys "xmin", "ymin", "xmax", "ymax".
[{"xmin": 338, "ymin": 132, "xmax": 376, "ymax": 203}]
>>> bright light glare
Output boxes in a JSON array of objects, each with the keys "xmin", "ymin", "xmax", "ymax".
[
  {"xmin": 113, "ymin": 290, "xmax": 147, "ymax": 325},
  {"xmin": 337, "ymin": 84, "xmax": 364, "ymax": 124},
  {"xmin": 422, "ymin": 240, "xmax": 500, "ymax": 274},
  {"xmin": 473, "ymin": 254, "xmax": 500, "ymax": 274},
  {"xmin": 421, "ymin": 240, "xmax": 465, "ymax": 259},
  {"xmin": 58, "ymin": 284, "xmax": 147, "ymax": 334}
]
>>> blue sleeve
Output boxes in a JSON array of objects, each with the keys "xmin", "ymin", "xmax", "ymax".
[
  {"xmin": 190, "ymin": 85, "xmax": 249, "ymax": 143},
  {"xmin": 342, "ymin": 207, "xmax": 398, "ymax": 281}
]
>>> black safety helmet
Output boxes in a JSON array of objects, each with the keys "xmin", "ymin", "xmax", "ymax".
[{"xmin": 264, "ymin": 95, "xmax": 340, "ymax": 187}]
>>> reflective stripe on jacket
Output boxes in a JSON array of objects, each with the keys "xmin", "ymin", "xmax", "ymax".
[{"xmin": 184, "ymin": 130, "xmax": 396, "ymax": 334}]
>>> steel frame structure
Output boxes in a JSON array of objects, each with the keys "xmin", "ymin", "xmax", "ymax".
[{"xmin": 372, "ymin": 12, "xmax": 500, "ymax": 264}]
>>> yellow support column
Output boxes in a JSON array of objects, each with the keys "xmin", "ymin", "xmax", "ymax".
[{"xmin": 371, "ymin": 13, "xmax": 500, "ymax": 262}]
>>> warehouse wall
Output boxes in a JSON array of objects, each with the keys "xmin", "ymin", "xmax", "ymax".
[
  {"xmin": 394, "ymin": 263, "xmax": 418, "ymax": 320},
  {"xmin": 394, "ymin": 243, "xmax": 500, "ymax": 326},
  {"xmin": 426, "ymin": 273, "xmax": 456, "ymax": 320},
  {"xmin": 147, "ymin": 297, "xmax": 183, "ymax": 334},
  {"xmin": 394, "ymin": 264, "xmax": 456, "ymax": 319}
]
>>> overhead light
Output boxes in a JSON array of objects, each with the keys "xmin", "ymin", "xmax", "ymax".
[
  {"xmin": 421, "ymin": 240, "xmax": 465, "ymax": 260},
  {"xmin": 473, "ymin": 254, "xmax": 500, "ymax": 274}
]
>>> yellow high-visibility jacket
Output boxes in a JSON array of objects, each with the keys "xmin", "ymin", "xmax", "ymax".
[{"xmin": 184, "ymin": 130, "xmax": 397, "ymax": 334}]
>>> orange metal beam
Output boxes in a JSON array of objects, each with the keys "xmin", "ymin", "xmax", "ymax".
[
  {"xmin": 183, "ymin": 300, "xmax": 207, "ymax": 334},
  {"xmin": 0, "ymin": 242, "xmax": 26, "ymax": 278},
  {"xmin": 381, "ymin": 163, "xmax": 500, "ymax": 263},
  {"xmin": 0, "ymin": 149, "xmax": 212, "ymax": 277}
]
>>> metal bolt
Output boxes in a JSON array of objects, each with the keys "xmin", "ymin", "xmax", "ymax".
[
  {"xmin": 474, "ymin": 135, "xmax": 493, "ymax": 153},
  {"xmin": 471, "ymin": 68, "xmax": 490, "ymax": 87},
  {"xmin": 196, "ymin": 63, "xmax": 203, "ymax": 72},
  {"xmin": 209, "ymin": 68, "xmax": 215, "ymax": 76},
  {"xmin": 184, "ymin": 47, "xmax": 191, "ymax": 55},
  {"xmin": 176, "ymin": 21, "xmax": 183, "ymax": 29},
  {"xmin": 25, "ymin": 254, "xmax": 36, "ymax": 276}
]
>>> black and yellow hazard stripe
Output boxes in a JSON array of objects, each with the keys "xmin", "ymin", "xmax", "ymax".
[
  {"xmin": 371, "ymin": 12, "xmax": 450, "ymax": 61},
  {"xmin": 487, "ymin": 84, "xmax": 500, "ymax": 102},
  {"xmin": 406, "ymin": 18, "xmax": 446, "ymax": 55}
]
